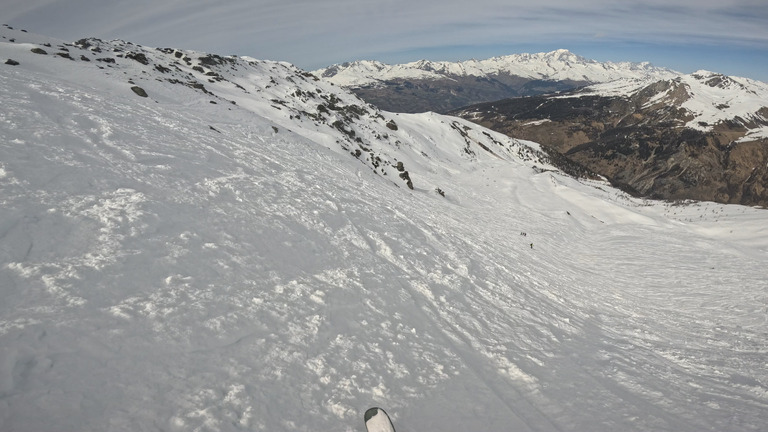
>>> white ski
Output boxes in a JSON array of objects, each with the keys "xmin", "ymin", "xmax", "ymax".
[{"xmin": 364, "ymin": 407, "xmax": 396, "ymax": 432}]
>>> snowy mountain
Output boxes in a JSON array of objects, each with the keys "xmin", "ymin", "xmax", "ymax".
[
  {"xmin": 576, "ymin": 70, "xmax": 768, "ymax": 138},
  {"xmin": 454, "ymin": 69, "xmax": 768, "ymax": 207},
  {"xmin": 2, "ymin": 25, "xmax": 768, "ymax": 432},
  {"xmin": 311, "ymin": 50, "xmax": 678, "ymax": 113},
  {"xmin": 315, "ymin": 49, "xmax": 677, "ymax": 88}
]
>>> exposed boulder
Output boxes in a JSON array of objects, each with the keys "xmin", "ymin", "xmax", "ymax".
[{"xmin": 130, "ymin": 86, "xmax": 148, "ymax": 97}]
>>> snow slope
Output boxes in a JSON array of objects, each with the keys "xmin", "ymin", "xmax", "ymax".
[
  {"xmin": 314, "ymin": 49, "xmax": 678, "ymax": 88},
  {"xmin": 2, "ymin": 27, "xmax": 768, "ymax": 432}
]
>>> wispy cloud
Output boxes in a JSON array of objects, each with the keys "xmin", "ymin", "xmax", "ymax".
[{"xmin": 4, "ymin": 0, "xmax": 767, "ymax": 78}]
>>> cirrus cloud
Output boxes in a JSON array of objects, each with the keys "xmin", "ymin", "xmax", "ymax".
[{"xmin": 4, "ymin": 0, "xmax": 768, "ymax": 80}]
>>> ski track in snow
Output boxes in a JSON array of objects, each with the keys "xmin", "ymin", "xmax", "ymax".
[{"xmin": 1, "ymin": 28, "xmax": 768, "ymax": 432}]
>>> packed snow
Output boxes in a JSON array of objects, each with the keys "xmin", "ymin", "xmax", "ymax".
[{"xmin": 1, "ymin": 27, "xmax": 768, "ymax": 432}]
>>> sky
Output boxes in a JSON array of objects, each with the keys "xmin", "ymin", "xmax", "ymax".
[{"xmin": 4, "ymin": 0, "xmax": 768, "ymax": 82}]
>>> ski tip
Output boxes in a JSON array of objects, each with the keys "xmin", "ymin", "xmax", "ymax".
[
  {"xmin": 364, "ymin": 407, "xmax": 384, "ymax": 423},
  {"xmin": 364, "ymin": 407, "xmax": 395, "ymax": 432}
]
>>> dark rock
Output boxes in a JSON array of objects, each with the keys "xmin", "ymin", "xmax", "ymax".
[
  {"xmin": 74, "ymin": 38, "xmax": 94, "ymax": 49},
  {"xmin": 199, "ymin": 54, "xmax": 234, "ymax": 67},
  {"xmin": 126, "ymin": 52, "xmax": 149, "ymax": 65},
  {"xmin": 399, "ymin": 171, "xmax": 414, "ymax": 189},
  {"xmin": 130, "ymin": 86, "xmax": 148, "ymax": 97}
]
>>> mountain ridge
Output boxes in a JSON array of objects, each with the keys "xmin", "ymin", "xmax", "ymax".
[
  {"xmin": 570, "ymin": 69, "xmax": 768, "ymax": 136},
  {"xmin": 315, "ymin": 49, "xmax": 678, "ymax": 88},
  {"xmin": 454, "ymin": 70, "xmax": 768, "ymax": 206},
  {"xmin": 311, "ymin": 49, "xmax": 678, "ymax": 114}
]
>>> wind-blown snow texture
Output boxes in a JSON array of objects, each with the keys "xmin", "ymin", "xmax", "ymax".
[{"xmin": 2, "ymin": 27, "xmax": 768, "ymax": 432}]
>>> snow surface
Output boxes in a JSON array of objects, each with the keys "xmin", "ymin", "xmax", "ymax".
[
  {"xmin": 314, "ymin": 49, "xmax": 679, "ymax": 88},
  {"xmin": 2, "ymin": 27, "xmax": 768, "ymax": 432}
]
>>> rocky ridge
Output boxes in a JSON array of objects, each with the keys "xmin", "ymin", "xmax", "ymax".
[
  {"xmin": 0, "ymin": 24, "xmax": 553, "ymax": 197},
  {"xmin": 454, "ymin": 71, "xmax": 768, "ymax": 206}
]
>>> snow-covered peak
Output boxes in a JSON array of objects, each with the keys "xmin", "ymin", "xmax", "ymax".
[
  {"xmin": 573, "ymin": 69, "xmax": 768, "ymax": 137},
  {"xmin": 313, "ymin": 49, "xmax": 678, "ymax": 87},
  {"xmin": 543, "ymin": 48, "xmax": 586, "ymax": 62},
  {"xmin": 317, "ymin": 59, "xmax": 389, "ymax": 79},
  {"xmin": 678, "ymin": 71, "xmax": 768, "ymax": 135}
]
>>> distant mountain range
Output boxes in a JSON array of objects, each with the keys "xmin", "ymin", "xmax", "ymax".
[{"xmin": 314, "ymin": 50, "xmax": 678, "ymax": 113}]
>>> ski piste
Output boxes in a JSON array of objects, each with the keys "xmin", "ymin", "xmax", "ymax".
[{"xmin": 364, "ymin": 407, "xmax": 396, "ymax": 432}]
